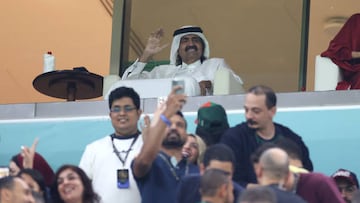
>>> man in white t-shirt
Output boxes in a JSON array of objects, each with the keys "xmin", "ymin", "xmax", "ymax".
[
  {"xmin": 122, "ymin": 25, "xmax": 244, "ymax": 96},
  {"xmin": 79, "ymin": 87, "xmax": 143, "ymax": 203}
]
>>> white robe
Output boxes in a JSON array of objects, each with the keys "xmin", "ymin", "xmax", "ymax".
[{"xmin": 122, "ymin": 58, "xmax": 244, "ymax": 96}]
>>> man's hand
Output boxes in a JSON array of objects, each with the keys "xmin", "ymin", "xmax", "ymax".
[
  {"xmin": 139, "ymin": 28, "xmax": 169, "ymax": 63},
  {"xmin": 199, "ymin": 80, "xmax": 213, "ymax": 96}
]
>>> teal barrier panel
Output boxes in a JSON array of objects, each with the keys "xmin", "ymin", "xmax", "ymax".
[{"xmin": 0, "ymin": 106, "xmax": 358, "ymax": 177}]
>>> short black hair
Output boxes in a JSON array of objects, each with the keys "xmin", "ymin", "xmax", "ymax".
[
  {"xmin": 108, "ymin": 87, "xmax": 140, "ymax": 110},
  {"xmin": 18, "ymin": 168, "xmax": 46, "ymax": 193},
  {"xmin": 275, "ymin": 137, "xmax": 303, "ymax": 161},
  {"xmin": 175, "ymin": 111, "xmax": 187, "ymax": 130},
  {"xmin": 239, "ymin": 186, "xmax": 277, "ymax": 203},
  {"xmin": 247, "ymin": 85, "xmax": 276, "ymax": 109},
  {"xmin": 202, "ymin": 144, "xmax": 235, "ymax": 169},
  {"xmin": 250, "ymin": 143, "xmax": 277, "ymax": 164},
  {"xmin": 200, "ymin": 168, "xmax": 231, "ymax": 197},
  {"xmin": 0, "ymin": 176, "xmax": 16, "ymax": 191}
]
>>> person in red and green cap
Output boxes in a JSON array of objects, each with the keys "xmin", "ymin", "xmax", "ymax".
[{"xmin": 195, "ymin": 101, "xmax": 230, "ymax": 146}]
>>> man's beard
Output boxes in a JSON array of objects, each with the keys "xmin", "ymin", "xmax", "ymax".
[{"xmin": 162, "ymin": 129, "xmax": 186, "ymax": 149}]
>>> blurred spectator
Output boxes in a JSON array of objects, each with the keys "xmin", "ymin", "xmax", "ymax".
[
  {"xmin": 9, "ymin": 139, "xmax": 55, "ymax": 187},
  {"xmin": 196, "ymin": 101, "xmax": 230, "ymax": 146},
  {"xmin": 182, "ymin": 133, "xmax": 206, "ymax": 165},
  {"xmin": 251, "ymin": 142, "xmax": 345, "ymax": 203},
  {"xmin": 18, "ymin": 169, "xmax": 49, "ymax": 203},
  {"xmin": 239, "ymin": 186, "xmax": 277, "ymax": 203},
  {"xmin": 256, "ymin": 148, "xmax": 306, "ymax": 203},
  {"xmin": 51, "ymin": 165, "xmax": 100, "ymax": 203},
  {"xmin": 0, "ymin": 176, "xmax": 35, "ymax": 203},
  {"xmin": 321, "ymin": 13, "xmax": 360, "ymax": 90},
  {"xmin": 177, "ymin": 144, "xmax": 244, "ymax": 203},
  {"xmin": 199, "ymin": 169, "xmax": 234, "ymax": 203},
  {"xmin": 331, "ymin": 168, "xmax": 359, "ymax": 203}
]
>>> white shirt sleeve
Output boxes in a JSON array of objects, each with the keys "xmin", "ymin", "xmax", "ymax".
[
  {"xmin": 79, "ymin": 145, "xmax": 94, "ymax": 180},
  {"xmin": 122, "ymin": 59, "xmax": 149, "ymax": 80}
]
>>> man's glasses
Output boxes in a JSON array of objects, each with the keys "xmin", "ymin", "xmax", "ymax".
[{"xmin": 110, "ymin": 105, "xmax": 137, "ymax": 113}]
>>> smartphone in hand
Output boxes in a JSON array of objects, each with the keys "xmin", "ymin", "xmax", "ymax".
[{"xmin": 172, "ymin": 80, "xmax": 185, "ymax": 94}]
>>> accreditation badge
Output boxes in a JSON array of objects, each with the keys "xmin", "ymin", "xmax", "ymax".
[{"xmin": 117, "ymin": 169, "xmax": 130, "ymax": 189}]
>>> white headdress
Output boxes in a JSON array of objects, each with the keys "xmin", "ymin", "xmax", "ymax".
[{"xmin": 169, "ymin": 26, "xmax": 210, "ymax": 65}]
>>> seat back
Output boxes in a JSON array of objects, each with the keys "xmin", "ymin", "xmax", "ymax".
[
  {"xmin": 103, "ymin": 77, "xmax": 201, "ymax": 99},
  {"xmin": 213, "ymin": 68, "xmax": 244, "ymax": 95},
  {"xmin": 314, "ymin": 55, "xmax": 342, "ymax": 91}
]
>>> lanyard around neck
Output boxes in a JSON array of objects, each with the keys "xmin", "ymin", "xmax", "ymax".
[
  {"xmin": 158, "ymin": 152, "xmax": 189, "ymax": 181},
  {"xmin": 110, "ymin": 133, "xmax": 139, "ymax": 167}
]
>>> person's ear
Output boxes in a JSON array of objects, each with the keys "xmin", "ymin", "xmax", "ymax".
[
  {"xmin": 256, "ymin": 165, "xmax": 264, "ymax": 182},
  {"xmin": 137, "ymin": 109, "xmax": 143, "ymax": 117},
  {"xmin": 218, "ymin": 184, "xmax": 228, "ymax": 198},
  {"xmin": 253, "ymin": 163, "xmax": 261, "ymax": 178},
  {"xmin": 1, "ymin": 189, "xmax": 12, "ymax": 201},
  {"xmin": 270, "ymin": 106, "xmax": 277, "ymax": 116}
]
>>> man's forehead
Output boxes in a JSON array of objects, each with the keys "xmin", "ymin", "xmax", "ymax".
[
  {"xmin": 207, "ymin": 160, "xmax": 233, "ymax": 168},
  {"xmin": 112, "ymin": 97, "xmax": 135, "ymax": 105},
  {"xmin": 180, "ymin": 34, "xmax": 201, "ymax": 39},
  {"xmin": 171, "ymin": 114, "xmax": 185, "ymax": 122},
  {"xmin": 15, "ymin": 177, "xmax": 29, "ymax": 189},
  {"xmin": 245, "ymin": 94, "xmax": 267, "ymax": 106},
  {"xmin": 336, "ymin": 178, "xmax": 355, "ymax": 186}
]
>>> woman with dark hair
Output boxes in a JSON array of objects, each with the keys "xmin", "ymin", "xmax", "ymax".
[
  {"xmin": 9, "ymin": 152, "xmax": 55, "ymax": 187},
  {"xmin": 9, "ymin": 138, "xmax": 55, "ymax": 187},
  {"xmin": 51, "ymin": 165, "xmax": 100, "ymax": 203},
  {"xmin": 18, "ymin": 168, "xmax": 50, "ymax": 203}
]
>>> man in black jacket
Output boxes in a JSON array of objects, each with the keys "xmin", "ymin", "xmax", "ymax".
[
  {"xmin": 221, "ymin": 85, "xmax": 313, "ymax": 188},
  {"xmin": 176, "ymin": 144, "xmax": 244, "ymax": 203}
]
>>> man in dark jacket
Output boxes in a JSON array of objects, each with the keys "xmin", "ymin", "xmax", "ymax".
[
  {"xmin": 176, "ymin": 144, "xmax": 244, "ymax": 203},
  {"xmin": 221, "ymin": 85, "xmax": 313, "ymax": 188}
]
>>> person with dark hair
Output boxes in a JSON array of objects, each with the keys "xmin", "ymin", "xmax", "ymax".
[
  {"xmin": 79, "ymin": 86, "xmax": 143, "ymax": 203},
  {"xmin": 132, "ymin": 87, "xmax": 199, "ymax": 203},
  {"xmin": 51, "ymin": 165, "xmax": 100, "ymax": 203},
  {"xmin": 199, "ymin": 169, "xmax": 234, "ymax": 203},
  {"xmin": 177, "ymin": 144, "xmax": 244, "ymax": 203},
  {"xmin": 221, "ymin": 85, "xmax": 313, "ymax": 188},
  {"xmin": 275, "ymin": 137, "xmax": 304, "ymax": 169},
  {"xmin": 0, "ymin": 176, "xmax": 35, "ymax": 203},
  {"xmin": 239, "ymin": 186, "xmax": 277, "ymax": 203},
  {"xmin": 122, "ymin": 26, "xmax": 244, "ymax": 96},
  {"xmin": 9, "ymin": 138, "xmax": 55, "ymax": 188},
  {"xmin": 321, "ymin": 13, "xmax": 360, "ymax": 90},
  {"xmin": 18, "ymin": 169, "xmax": 49, "ymax": 203},
  {"xmin": 331, "ymin": 168, "xmax": 359, "ymax": 203}
]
